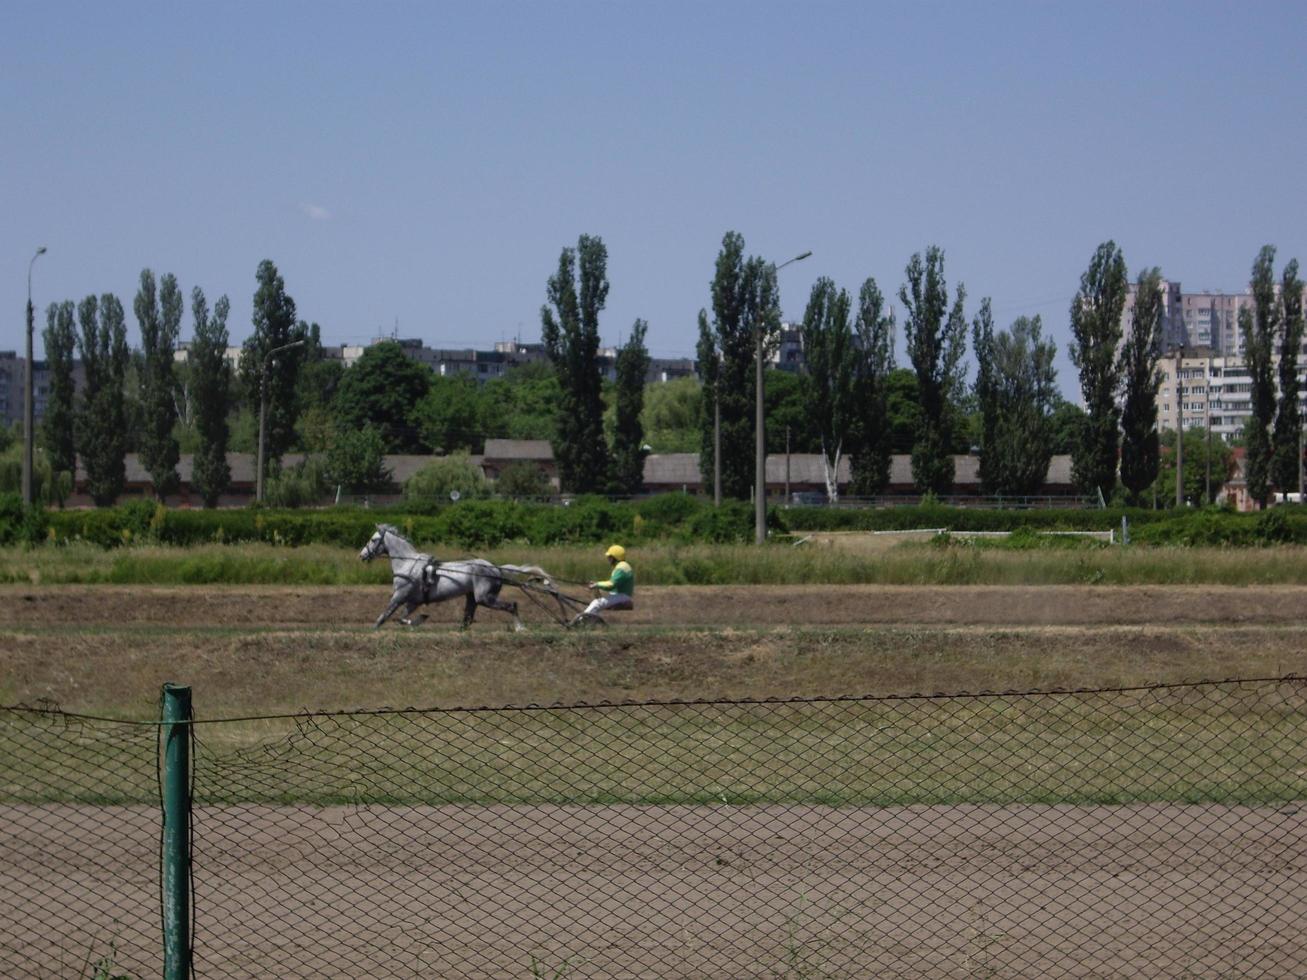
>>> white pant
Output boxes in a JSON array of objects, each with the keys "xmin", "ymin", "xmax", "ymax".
[{"xmin": 583, "ymin": 593, "xmax": 633, "ymax": 616}]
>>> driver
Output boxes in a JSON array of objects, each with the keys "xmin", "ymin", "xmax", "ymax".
[{"xmin": 574, "ymin": 544, "xmax": 634, "ymax": 623}]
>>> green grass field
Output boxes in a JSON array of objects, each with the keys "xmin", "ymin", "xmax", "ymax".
[{"xmin": 7, "ymin": 537, "xmax": 1307, "ymax": 585}]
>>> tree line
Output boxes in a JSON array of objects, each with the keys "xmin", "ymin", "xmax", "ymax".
[{"xmin": 18, "ymin": 236, "xmax": 1298, "ymax": 509}]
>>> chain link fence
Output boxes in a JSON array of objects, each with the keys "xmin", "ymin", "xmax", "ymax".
[{"xmin": 3, "ymin": 678, "xmax": 1306, "ymax": 978}]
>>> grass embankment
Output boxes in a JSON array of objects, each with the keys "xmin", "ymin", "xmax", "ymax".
[
  {"xmin": 7, "ymin": 538, "xmax": 1307, "ymax": 585},
  {"xmin": 6, "ymin": 676, "xmax": 1301, "ymax": 807},
  {"xmin": 5, "ymin": 620, "xmax": 1306, "ymax": 807}
]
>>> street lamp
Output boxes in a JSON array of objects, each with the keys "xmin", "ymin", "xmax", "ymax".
[
  {"xmin": 23, "ymin": 246, "xmax": 48, "ymax": 507},
  {"xmin": 755, "ymin": 249, "xmax": 812, "ymax": 544},
  {"xmin": 256, "ymin": 338, "xmax": 306, "ymax": 502}
]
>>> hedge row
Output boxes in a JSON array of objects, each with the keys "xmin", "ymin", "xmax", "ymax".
[{"xmin": 12, "ymin": 494, "xmax": 1307, "ymax": 550}]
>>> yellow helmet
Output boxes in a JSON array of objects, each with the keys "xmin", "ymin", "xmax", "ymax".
[{"xmin": 605, "ymin": 544, "xmax": 626, "ymax": 561}]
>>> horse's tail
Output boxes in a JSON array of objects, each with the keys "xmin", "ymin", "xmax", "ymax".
[{"xmin": 498, "ymin": 563, "xmax": 553, "ymax": 587}]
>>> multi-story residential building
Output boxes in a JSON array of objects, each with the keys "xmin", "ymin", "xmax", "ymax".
[
  {"xmin": 1156, "ymin": 348, "xmax": 1307, "ymax": 441},
  {"xmin": 1123, "ymin": 279, "xmax": 1186, "ymax": 350},
  {"xmin": 0, "ymin": 351, "xmax": 86, "ymax": 431},
  {"xmin": 1125, "ymin": 279, "xmax": 1306, "ymax": 358}
]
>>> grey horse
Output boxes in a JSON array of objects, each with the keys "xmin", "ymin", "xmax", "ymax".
[{"xmin": 359, "ymin": 524, "xmax": 551, "ymax": 631}]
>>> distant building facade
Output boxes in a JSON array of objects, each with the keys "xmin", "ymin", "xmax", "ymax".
[{"xmin": 0, "ymin": 350, "xmax": 85, "ymax": 431}]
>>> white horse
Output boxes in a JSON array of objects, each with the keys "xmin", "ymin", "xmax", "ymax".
[{"xmin": 359, "ymin": 524, "xmax": 551, "ymax": 631}]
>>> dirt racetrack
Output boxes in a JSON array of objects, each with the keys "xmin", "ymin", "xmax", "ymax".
[
  {"xmin": 4, "ymin": 584, "xmax": 1307, "ymax": 977},
  {"xmin": 5, "ymin": 800, "xmax": 1305, "ymax": 978},
  {"xmin": 4, "ymin": 582, "xmax": 1307, "ymax": 629}
]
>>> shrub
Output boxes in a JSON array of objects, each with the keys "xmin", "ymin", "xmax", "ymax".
[
  {"xmin": 404, "ymin": 454, "xmax": 489, "ymax": 504},
  {"xmin": 495, "ymin": 461, "xmax": 552, "ymax": 499},
  {"xmin": 266, "ymin": 457, "xmax": 332, "ymax": 509},
  {"xmin": 431, "ymin": 500, "xmax": 527, "ymax": 549},
  {"xmin": 682, "ymin": 500, "xmax": 785, "ymax": 543},
  {"xmin": 0, "ymin": 492, "xmax": 48, "ymax": 546}
]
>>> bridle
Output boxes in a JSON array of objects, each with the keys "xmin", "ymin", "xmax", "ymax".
[{"xmin": 361, "ymin": 527, "xmax": 391, "ymax": 562}]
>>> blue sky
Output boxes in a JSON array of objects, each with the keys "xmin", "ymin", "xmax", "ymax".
[{"xmin": 5, "ymin": 1, "xmax": 1305, "ymax": 398}]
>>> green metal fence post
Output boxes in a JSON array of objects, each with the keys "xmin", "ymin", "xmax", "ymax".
[{"xmin": 161, "ymin": 683, "xmax": 192, "ymax": 980}]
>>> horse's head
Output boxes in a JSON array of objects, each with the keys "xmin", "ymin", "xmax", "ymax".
[{"xmin": 359, "ymin": 524, "xmax": 392, "ymax": 562}]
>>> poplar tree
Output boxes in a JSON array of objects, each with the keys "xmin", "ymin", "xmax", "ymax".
[
  {"xmin": 900, "ymin": 246, "xmax": 967, "ymax": 494},
  {"xmin": 240, "ymin": 260, "xmax": 306, "ymax": 466},
  {"xmin": 610, "ymin": 319, "xmax": 651, "ymax": 494},
  {"xmin": 1241, "ymin": 245, "xmax": 1280, "ymax": 508},
  {"xmin": 135, "ymin": 270, "xmax": 182, "ymax": 499},
  {"xmin": 1119, "ymin": 268, "xmax": 1166, "ymax": 505},
  {"xmin": 541, "ymin": 234, "xmax": 610, "ymax": 493},
  {"xmin": 40, "ymin": 300, "xmax": 78, "ymax": 503},
  {"xmin": 76, "ymin": 294, "xmax": 129, "ymax": 506},
  {"xmin": 1069, "ymin": 241, "xmax": 1128, "ymax": 501},
  {"xmin": 189, "ymin": 287, "xmax": 232, "ymax": 507},
  {"xmin": 849, "ymin": 277, "xmax": 895, "ymax": 496},
  {"xmin": 800, "ymin": 278, "xmax": 855, "ymax": 501},
  {"xmin": 1271, "ymin": 257, "xmax": 1304, "ymax": 493},
  {"xmin": 972, "ymin": 300, "xmax": 1058, "ymax": 495},
  {"xmin": 695, "ymin": 231, "xmax": 779, "ymax": 499}
]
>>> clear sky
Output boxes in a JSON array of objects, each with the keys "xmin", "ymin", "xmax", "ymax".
[{"xmin": 5, "ymin": 1, "xmax": 1305, "ymax": 398}]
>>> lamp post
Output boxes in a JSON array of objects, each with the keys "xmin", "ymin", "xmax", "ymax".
[
  {"xmin": 755, "ymin": 249, "xmax": 811, "ymax": 544},
  {"xmin": 23, "ymin": 246, "xmax": 48, "ymax": 506},
  {"xmin": 256, "ymin": 338, "xmax": 306, "ymax": 502}
]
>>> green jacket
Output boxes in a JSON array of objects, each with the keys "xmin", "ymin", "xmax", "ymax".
[{"xmin": 596, "ymin": 561, "xmax": 634, "ymax": 596}]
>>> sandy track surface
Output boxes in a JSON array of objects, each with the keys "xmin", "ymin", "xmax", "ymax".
[
  {"xmin": 5, "ymin": 583, "xmax": 1307, "ymax": 629},
  {"xmin": 5, "ymin": 801, "xmax": 1304, "ymax": 978}
]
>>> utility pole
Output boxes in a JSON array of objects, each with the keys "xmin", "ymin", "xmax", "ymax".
[
  {"xmin": 1176, "ymin": 350, "xmax": 1186, "ymax": 506},
  {"xmin": 755, "ymin": 249, "xmax": 811, "ymax": 544},
  {"xmin": 713, "ymin": 397, "xmax": 721, "ymax": 507},
  {"xmin": 785, "ymin": 425, "xmax": 791, "ymax": 503},
  {"xmin": 256, "ymin": 338, "xmax": 305, "ymax": 502},
  {"xmin": 23, "ymin": 246, "xmax": 47, "ymax": 506}
]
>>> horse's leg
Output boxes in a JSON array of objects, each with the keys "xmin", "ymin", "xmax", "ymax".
[
  {"xmin": 460, "ymin": 592, "xmax": 477, "ymax": 629},
  {"xmin": 399, "ymin": 597, "xmax": 427, "ymax": 627},
  {"xmin": 480, "ymin": 585, "xmax": 526, "ymax": 632},
  {"xmin": 374, "ymin": 591, "xmax": 405, "ymax": 629}
]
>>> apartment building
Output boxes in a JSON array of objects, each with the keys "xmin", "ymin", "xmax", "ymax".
[
  {"xmin": 1156, "ymin": 348, "xmax": 1307, "ymax": 440},
  {"xmin": 0, "ymin": 351, "xmax": 85, "ymax": 430}
]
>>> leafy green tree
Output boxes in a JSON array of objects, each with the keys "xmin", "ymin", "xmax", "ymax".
[
  {"xmin": 972, "ymin": 299, "xmax": 1058, "ymax": 495},
  {"xmin": 1240, "ymin": 245, "xmax": 1280, "ymax": 508},
  {"xmin": 900, "ymin": 246, "xmax": 967, "ymax": 493},
  {"xmin": 482, "ymin": 362, "xmax": 563, "ymax": 441},
  {"xmin": 885, "ymin": 368, "xmax": 923, "ymax": 454},
  {"xmin": 334, "ymin": 341, "xmax": 432, "ymax": 453},
  {"xmin": 296, "ymin": 323, "xmax": 344, "ymax": 438},
  {"xmin": 800, "ymin": 278, "xmax": 856, "ymax": 500},
  {"xmin": 849, "ymin": 277, "xmax": 895, "ymax": 496},
  {"xmin": 1069, "ymin": 241, "xmax": 1128, "ymax": 500},
  {"xmin": 610, "ymin": 319, "xmax": 651, "ymax": 494},
  {"xmin": 1048, "ymin": 399, "xmax": 1086, "ymax": 455},
  {"xmin": 325, "ymin": 424, "xmax": 392, "ymax": 493},
  {"xmin": 189, "ymin": 287, "xmax": 232, "ymax": 508},
  {"xmin": 239, "ymin": 260, "xmax": 306, "ymax": 466},
  {"xmin": 40, "ymin": 301, "xmax": 77, "ymax": 504},
  {"xmin": 1153, "ymin": 428, "xmax": 1233, "ymax": 506},
  {"xmin": 265, "ymin": 457, "xmax": 330, "ymax": 508},
  {"xmin": 134, "ymin": 270, "xmax": 182, "ymax": 498},
  {"xmin": 75, "ymin": 294, "xmax": 130, "ymax": 506},
  {"xmin": 496, "ymin": 460, "xmax": 552, "ymax": 498},
  {"xmin": 764, "ymin": 370, "xmax": 819, "ymax": 454},
  {"xmin": 1271, "ymin": 257, "xmax": 1304, "ymax": 493},
  {"xmin": 640, "ymin": 376, "xmax": 700, "ymax": 452},
  {"xmin": 415, "ymin": 373, "xmax": 486, "ymax": 453},
  {"xmin": 403, "ymin": 453, "xmax": 489, "ymax": 502},
  {"xmin": 1118, "ymin": 268, "xmax": 1166, "ymax": 505},
  {"xmin": 541, "ymin": 235, "xmax": 611, "ymax": 492},
  {"xmin": 695, "ymin": 231, "xmax": 780, "ymax": 498}
]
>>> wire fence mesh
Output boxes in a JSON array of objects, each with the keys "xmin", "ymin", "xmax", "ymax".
[{"xmin": 3, "ymin": 678, "xmax": 1306, "ymax": 978}]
